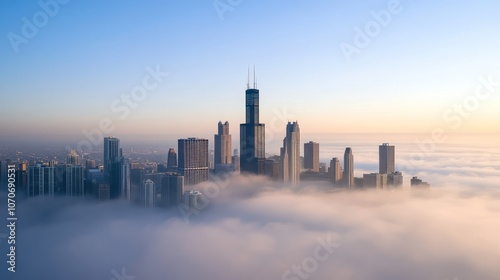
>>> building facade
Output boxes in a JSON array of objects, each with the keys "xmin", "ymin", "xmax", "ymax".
[
  {"xmin": 304, "ymin": 141, "xmax": 319, "ymax": 172},
  {"xmin": 280, "ymin": 122, "xmax": 301, "ymax": 187},
  {"xmin": 178, "ymin": 138, "xmax": 209, "ymax": 185}
]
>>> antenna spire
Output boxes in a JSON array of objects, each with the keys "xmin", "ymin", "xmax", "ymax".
[
  {"xmin": 247, "ymin": 66, "xmax": 250, "ymax": 89},
  {"xmin": 253, "ymin": 65, "xmax": 257, "ymax": 89}
]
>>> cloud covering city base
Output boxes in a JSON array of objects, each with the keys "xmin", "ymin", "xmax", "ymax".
[{"xmin": 4, "ymin": 175, "xmax": 500, "ymax": 280}]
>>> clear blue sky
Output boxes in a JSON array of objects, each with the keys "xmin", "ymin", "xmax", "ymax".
[{"xmin": 1, "ymin": 0, "xmax": 500, "ymax": 142}]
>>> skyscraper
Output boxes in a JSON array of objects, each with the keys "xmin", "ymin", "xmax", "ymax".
[
  {"xmin": 343, "ymin": 148, "xmax": 354, "ymax": 188},
  {"xmin": 388, "ymin": 171, "xmax": 403, "ymax": 188},
  {"xmin": 66, "ymin": 149, "xmax": 80, "ymax": 165},
  {"xmin": 65, "ymin": 165, "xmax": 84, "ymax": 196},
  {"xmin": 214, "ymin": 121, "xmax": 232, "ymax": 165},
  {"xmin": 232, "ymin": 149, "xmax": 240, "ymax": 173},
  {"xmin": 183, "ymin": 190, "xmax": 203, "ymax": 211},
  {"xmin": 329, "ymin": 157, "xmax": 342, "ymax": 185},
  {"xmin": 167, "ymin": 148, "xmax": 178, "ymax": 172},
  {"xmin": 280, "ymin": 122, "xmax": 301, "ymax": 187},
  {"xmin": 379, "ymin": 143, "xmax": 395, "ymax": 174},
  {"xmin": 363, "ymin": 173, "xmax": 388, "ymax": 189},
  {"xmin": 304, "ymin": 141, "xmax": 319, "ymax": 172},
  {"xmin": 109, "ymin": 157, "xmax": 131, "ymax": 200},
  {"xmin": 104, "ymin": 137, "xmax": 120, "ymax": 176},
  {"xmin": 141, "ymin": 179, "xmax": 155, "ymax": 207},
  {"xmin": 178, "ymin": 138, "xmax": 209, "ymax": 185},
  {"xmin": 28, "ymin": 165, "xmax": 55, "ymax": 197},
  {"xmin": 158, "ymin": 173, "xmax": 184, "ymax": 208},
  {"xmin": 240, "ymin": 68, "xmax": 265, "ymax": 174}
]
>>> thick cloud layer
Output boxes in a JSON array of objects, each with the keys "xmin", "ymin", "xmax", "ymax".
[{"xmin": 2, "ymin": 174, "xmax": 500, "ymax": 280}]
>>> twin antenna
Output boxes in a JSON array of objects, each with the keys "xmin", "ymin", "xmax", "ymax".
[{"xmin": 247, "ymin": 65, "xmax": 257, "ymax": 89}]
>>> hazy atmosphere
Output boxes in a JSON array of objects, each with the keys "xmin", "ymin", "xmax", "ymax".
[{"xmin": 1, "ymin": 0, "xmax": 499, "ymax": 279}]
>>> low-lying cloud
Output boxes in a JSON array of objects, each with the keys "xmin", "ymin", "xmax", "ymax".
[{"xmin": 2, "ymin": 174, "xmax": 500, "ymax": 280}]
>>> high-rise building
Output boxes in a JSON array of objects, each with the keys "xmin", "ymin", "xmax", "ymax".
[
  {"xmin": 158, "ymin": 173, "xmax": 184, "ymax": 208},
  {"xmin": 178, "ymin": 138, "xmax": 209, "ymax": 185},
  {"xmin": 141, "ymin": 179, "xmax": 155, "ymax": 207},
  {"xmin": 240, "ymin": 68, "xmax": 265, "ymax": 174},
  {"xmin": 264, "ymin": 159, "xmax": 280, "ymax": 180},
  {"xmin": 232, "ymin": 149, "xmax": 240, "ymax": 173},
  {"xmin": 280, "ymin": 122, "xmax": 301, "ymax": 187},
  {"xmin": 214, "ymin": 121, "xmax": 232, "ymax": 165},
  {"xmin": 109, "ymin": 157, "xmax": 131, "ymax": 200},
  {"xmin": 166, "ymin": 148, "xmax": 178, "ymax": 172},
  {"xmin": 388, "ymin": 171, "xmax": 403, "ymax": 188},
  {"xmin": 65, "ymin": 165, "xmax": 84, "ymax": 196},
  {"xmin": 379, "ymin": 143, "xmax": 395, "ymax": 174},
  {"xmin": 183, "ymin": 190, "xmax": 203, "ymax": 211},
  {"xmin": 411, "ymin": 176, "xmax": 430, "ymax": 189},
  {"xmin": 66, "ymin": 149, "xmax": 80, "ymax": 165},
  {"xmin": 104, "ymin": 137, "xmax": 120, "ymax": 176},
  {"xmin": 85, "ymin": 159, "xmax": 96, "ymax": 169},
  {"xmin": 304, "ymin": 141, "xmax": 319, "ymax": 172},
  {"xmin": 329, "ymin": 157, "xmax": 342, "ymax": 185},
  {"xmin": 27, "ymin": 165, "xmax": 55, "ymax": 197},
  {"xmin": 363, "ymin": 173, "xmax": 388, "ymax": 190},
  {"xmin": 343, "ymin": 148, "xmax": 354, "ymax": 188}
]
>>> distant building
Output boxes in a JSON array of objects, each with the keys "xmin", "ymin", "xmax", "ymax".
[
  {"xmin": 343, "ymin": 148, "xmax": 354, "ymax": 188},
  {"xmin": 158, "ymin": 173, "xmax": 184, "ymax": 208},
  {"xmin": 304, "ymin": 141, "xmax": 320, "ymax": 172},
  {"xmin": 157, "ymin": 164, "xmax": 167, "ymax": 173},
  {"xmin": 85, "ymin": 159, "xmax": 96, "ymax": 169},
  {"xmin": 411, "ymin": 176, "xmax": 430, "ymax": 189},
  {"xmin": 183, "ymin": 190, "xmax": 203, "ymax": 211},
  {"xmin": 140, "ymin": 179, "xmax": 155, "ymax": 207},
  {"xmin": 103, "ymin": 137, "xmax": 120, "ymax": 177},
  {"xmin": 27, "ymin": 165, "xmax": 55, "ymax": 197},
  {"xmin": 178, "ymin": 138, "xmax": 209, "ymax": 185},
  {"xmin": 388, "ymin": 171, "xmax": 403, "ymax": 188},
  {"xmin": 363, "ymin": 173, "xmax": 388, "ymax": 190},
  {"xmin": 319, "ymin": 163, "xmax": 327, "ymax": 174},
  {"xmin": 240, "ymin": 70, "xmax": 266, "ymax": 175},
  {"xmin": 354, "ymin": 177, "xmax": 364, "ymax": 188},
  {"xmin": 214, "ymin": 121, "xmax": 232, "ymax": 166},
  {"xmin": 264, "ymin": 159, "xmax": 280, "ymax": 180},
  {"xmin": 329, "ymin": 157, "xmax": 342, "ymax": 185},
  {"xmin": 379, "ymin": 143, "xmax": 395, "ymax": 174},
  {"xmin": 109, "ymin": 157, "xmax": 131, "ymax": 200},
  {"xmin": 232, "ymin": 149, "xmax": 240, "ymax": 173},
  {"xmin": 96, "ymin": 183, "xmax": 110, "ymax": 202},
  {"xmin": 65, "ymin": 165, "xmax": 84, "ymax": 196},
  {"xmin": 280, "ymin": 122, "xmax": 301, "ymax": 187},
  {"xmin": 166, "ymin": 148, "xmax": 178, "ymax": 172},
  {"xmin": 66, "ymin": 150, "xmax": 80, "ymax": 165}
]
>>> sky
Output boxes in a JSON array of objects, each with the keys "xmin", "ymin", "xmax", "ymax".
[{"xmin": 1, "ymin": 0, "xmax": 500, "ymax": 143}]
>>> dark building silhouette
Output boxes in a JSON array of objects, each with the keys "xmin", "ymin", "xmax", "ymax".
[
  {"xmin": 304, "ymin": 141, "xmax": 319, "ymax": 172},
  {"xmin": 27, "ymin": 165, "xmax": 55, "ymax": 197},
  {"xmin": 167, "ymin": 148, "xmax": 177, "ymax": 172},
  {"xmin": 103, "ymin": 137, "xmax": 120, "ymax": 177},
  {"xmin": 240, "ymin": 68, "xmax": 265, "ymax": 174},
  {"xmin": 158, "ymin": 173, "xmax": 184, "ymax": 208},
  {"xmin": 379, "ymin": 143, "xmax": 395, "ymax": 174}
]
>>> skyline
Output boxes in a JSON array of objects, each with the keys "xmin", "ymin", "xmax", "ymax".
[
  {"xmin": 2, "ymin": 1, "xmax": 500, "ymax": 279},
  {"xmin": 1, "ymin": 0, "xmax": 500, "ymax": 140}
]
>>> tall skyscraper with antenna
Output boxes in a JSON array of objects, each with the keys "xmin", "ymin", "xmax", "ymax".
[{"xmin": 240, "ymin": 66, "xmax": 265, "ymax": 174}]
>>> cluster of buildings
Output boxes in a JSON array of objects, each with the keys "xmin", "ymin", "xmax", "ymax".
[{"xmin": 0, "ymin": 72, "xmax": 430, "ymax": 210}]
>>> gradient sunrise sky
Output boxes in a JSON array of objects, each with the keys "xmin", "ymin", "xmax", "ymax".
[{"xmin": 1, "ymin": 0, "xmax": 499, "ymax": 140}]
